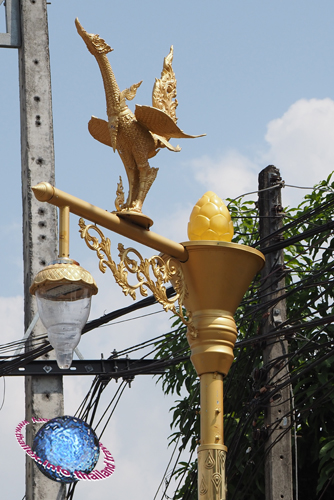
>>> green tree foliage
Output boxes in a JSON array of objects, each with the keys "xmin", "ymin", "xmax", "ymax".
[{"xmin": 155, "ymin": 173, "xmax": 334, "ymax": 500}]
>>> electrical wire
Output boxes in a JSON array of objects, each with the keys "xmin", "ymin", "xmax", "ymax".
[
  {"xmin": 98, "ymin": 309, "xmax": 164, "ymax": 327},
  {"xmin": 82, "ymin": 286, "xmax": 175, "ymax": 335},
  {"xmin": 284, "ymin": 183, "xmax": 314, "ymax": 190},
  {"xmin": 93, "ymin": 381, "xmax": 127, "ymax": 432},
  {"xmin": 97, "ymin": 381, "xmax": 127, "ymax": 440},
  {"xmin": 226, "ymin": 181, "xmax": 315, "ymax": 208},
  {"xmin": 255, "ymin": 194, "xmax": 334, "ymax": 248},
  {"xmin": 226, "ymin": 182, "xmax": 285, "ymax": 204}
]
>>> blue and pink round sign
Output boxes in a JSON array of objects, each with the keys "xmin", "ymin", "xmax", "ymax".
[{"xmin": 15, "ymin": 416, "xmax": 115, "ymax": 483}]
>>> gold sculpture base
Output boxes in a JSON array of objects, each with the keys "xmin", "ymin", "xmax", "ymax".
[{"xmin": 115, "ymin": 210, "xmax": 153, "ymax": 229}]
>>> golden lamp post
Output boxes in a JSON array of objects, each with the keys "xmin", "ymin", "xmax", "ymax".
[
  {"xmin": 30, "ymin": 183, "xmax": 264, "ymax": 499},
  {"xmin": 29, "ymin": 20, "xmax": 265, "ymax": 500}
]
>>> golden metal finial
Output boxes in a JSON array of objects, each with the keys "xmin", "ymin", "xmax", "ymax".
[
  {"xmin": 187, "ymin": 191, "xmax": 234, "ymax": 241},
  {"xmin": 152, "ymin": 46, "xmax": 178, "ymax": 124},
  {"xmin": 115, "ymin": 176, "xmax": 125, "ymax": 212}
]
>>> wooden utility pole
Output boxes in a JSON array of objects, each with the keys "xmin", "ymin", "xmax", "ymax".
[
  {"xmin": 258, "ymin": 165, "xmax": 293, "ymax": 500},
  {"xmin": 19, "ymin": 1, "xmax": 65, "ymax": 498}
]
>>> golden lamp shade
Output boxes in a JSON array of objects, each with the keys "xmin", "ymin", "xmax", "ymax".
[
  {"xmin": 175, "ymin": 192, "xmax": 265, "ymax": 377},
  {"xmin": 180, "ymin": 240, "xmax": 264, "ymax": 377}
]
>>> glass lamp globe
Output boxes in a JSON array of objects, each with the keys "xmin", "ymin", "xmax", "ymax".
[{"xmin": 30, "ymin": 259, "xmax": 98, "ymax": 369}]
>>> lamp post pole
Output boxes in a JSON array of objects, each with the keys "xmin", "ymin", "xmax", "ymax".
[
  {"xmin": 29, "ymin": 20, "xmax": 265, "ymax": 498},
  {"xmin": 19, "ymin": 1, "xmax": 65, "ymax": 498}
]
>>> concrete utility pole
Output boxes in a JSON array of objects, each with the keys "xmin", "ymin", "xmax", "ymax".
[
  {"xmin": 19, "ymin": 1, "xmax": 65, "ymax": 498},
  {"xmin": 0, "ymin": 0, "xmax": 21, "ymax": 47},
  {"xmin": 258, "ymin": 165, "xmax": 293, "ymax": 500}
]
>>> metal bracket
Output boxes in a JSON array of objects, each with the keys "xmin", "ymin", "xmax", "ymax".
[
  {"xmin": 1, "ymin": 358, "xmax": 168, "ymax": 377},
  {"xmin": 272, "ymin": 308, "xmax": 283, "ymax": 327},
  {"xmin": 2, "ymin": 355, "xmax": 190, "ymax": 378},
  {"xmin": 0, "ymin": 0, "xmax": 21, "ymax": 48}
]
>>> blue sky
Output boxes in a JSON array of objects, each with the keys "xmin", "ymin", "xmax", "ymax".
[{"xmin": 1, "ymin": 1, "xmax": 334, "ymax": 499}]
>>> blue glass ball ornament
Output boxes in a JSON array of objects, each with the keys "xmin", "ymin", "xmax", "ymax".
[{"xmin": 32, "ymin": 415, "xmax": 100, "ymax": 483}]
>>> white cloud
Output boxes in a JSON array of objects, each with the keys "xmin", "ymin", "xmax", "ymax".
[
  {"xmin": 263, "ymin": 98, "xmax": 334, "ymax": 205},
  {"xmin": 189, "ymin": 151, "xmax": 259, "ymax": 202},
  {"xmin": 154, "ymin": 205, "xmax": 191, "ymax": 243},
  {"xmin": 190, "ymin": 98, "xmax": 334, "ymax": 208},
  {"xmin": 0, "ymin": 296, "xmax": 24, "ymax": 341}
]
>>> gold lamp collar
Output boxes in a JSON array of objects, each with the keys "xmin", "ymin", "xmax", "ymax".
[{"xmin": 30, "ymin": 258, "xmax": 98, "ymax": 298}]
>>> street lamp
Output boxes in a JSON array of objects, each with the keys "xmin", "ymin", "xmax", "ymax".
[
  {"xmin": 30, "ymin": 206, "xmax": 98, "ymax": 369},
  {"xmin": 29, "ymin": 20, "xmax": 265, "ymax": 499},
  {"xmin": 31, "ymin": 182, "xmax": 264, "ymax": 500}
]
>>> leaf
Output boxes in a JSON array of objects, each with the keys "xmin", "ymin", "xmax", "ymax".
[{"xmin": 319, "ymin": 439, "xmax": 334, "ymax": 458}]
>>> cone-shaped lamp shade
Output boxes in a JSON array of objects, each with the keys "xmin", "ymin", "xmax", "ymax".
[
  {"xmin": 30, "ymin": 259, "xmax": 98, "ymax": 369},
  {"xmin": 36, "ymin": 286, "xmax": 91, "ymax": 369}
]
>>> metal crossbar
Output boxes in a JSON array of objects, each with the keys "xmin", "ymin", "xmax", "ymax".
[{"xmin": 0, "ymin": 0, "xmax": 21, "ymax": 48}]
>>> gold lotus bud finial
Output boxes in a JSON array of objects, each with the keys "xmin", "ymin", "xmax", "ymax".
[{"xmin": 187, "ymin": 191, "xmax": 234, "ymax": 242}]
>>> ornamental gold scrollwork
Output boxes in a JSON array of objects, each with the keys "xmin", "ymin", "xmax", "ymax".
[{"xmin": 78, "ymin": 218, "xmax": 196, "ymax": 336}]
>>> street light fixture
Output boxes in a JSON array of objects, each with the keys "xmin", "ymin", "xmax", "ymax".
[
  {"xmin": 29, "ymin": 21, "xmax": 265, "ymax": 500},
  {"xmin": 31, "ymin": 181, "xmax": 264, "ymax": 500},
  {"xmin": 30, "ymin": 206, "xmax": 98, "ymax": 369}
]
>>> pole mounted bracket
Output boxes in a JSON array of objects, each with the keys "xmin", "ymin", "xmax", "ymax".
[
  {"xmin": 272, "ymin": 307, "xmax": 283, "ymax": 327},
  {"xmin": 0, "ymin": 0, "xmax": 21, "ymax": 48},
  {"xmin": 1, "ymin": 358, "xmax": 169, "ymax": 377}
]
